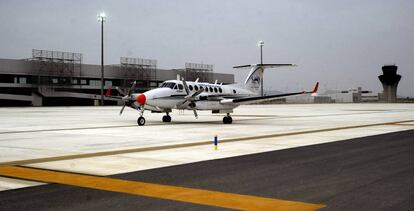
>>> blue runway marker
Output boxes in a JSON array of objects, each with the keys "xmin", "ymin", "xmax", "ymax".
[{"xmin": 214, "ymin": 135, "xmax": 218, "ymax": 150}]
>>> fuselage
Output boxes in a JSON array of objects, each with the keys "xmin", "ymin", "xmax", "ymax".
[{"xmin": 132, "ymin": 80, "xmax": 256, "ymax": 112}]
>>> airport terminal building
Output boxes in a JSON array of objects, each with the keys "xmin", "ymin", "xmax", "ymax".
[{"xmin": 0, "ymin": 49, "xmax": 234, "ymax": 106}]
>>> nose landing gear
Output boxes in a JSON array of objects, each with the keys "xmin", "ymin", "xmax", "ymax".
[
  {"xmin": 137, "ymin": 116, "xmax": 146, "ymax": 126},
  {"xmin": 137, "ymin": 106, "xmax": 146, "ymax": 126},
  {"xmin": 223, "ymin": 113, "xmax": 233, "ymax": 124}
]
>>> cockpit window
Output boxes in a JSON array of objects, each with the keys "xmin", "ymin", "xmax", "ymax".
[
  {"xmin": 160, "ymin": 82, "xmax": 176, "ymax": 89},
  {"xmin": 178, "ymin": 84, "xmax": 183, "ymax": 90}
]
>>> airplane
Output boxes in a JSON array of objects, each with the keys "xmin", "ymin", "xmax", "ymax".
[{"xmin": 106, "ymin": 63, "xmax": 319, "ymax": 126}]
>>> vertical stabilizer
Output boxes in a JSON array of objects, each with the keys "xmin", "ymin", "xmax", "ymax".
[
  {"xmin": 244, "ymin": 65, "xmax": 263, "ymax": 93},
  {"xmin": 233, "ymin": 64, "xmax": 296, "ymax": 95}
]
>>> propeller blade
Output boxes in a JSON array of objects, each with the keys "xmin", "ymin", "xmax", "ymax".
[
  {"xmin": 182, "ymin": 79, "xmax": 190, "ymax": 95},
  {"xmin": 192, "ymin": 87, "xmax": 204, "ymax": 98},
  {"xmin": 185, "ymin": 87, "xmax": 204, "ymax": 101},
  {"xmin": 127, "ymin": 81, "xmax": 137, "ymax": 96},
  {"xmin": 115, "ymin": 87, "xmax": 126, "ymax": 96},
  {"xmin": 179, "ymin": 83, "xmax": 204, "ymax": 106},
  {"xmin": 119, "ymin": 104, "xmax": 126, "ymax": 115},
  {"xmin": 193, "ymin": 109, "xmax": 198, "ymax": 119},
  {"xmin": 121, "ymin": 95, "xmax": 130, "ymax": 102}
]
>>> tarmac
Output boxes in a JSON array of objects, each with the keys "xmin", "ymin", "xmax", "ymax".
[{"xmin": 0, "ymin": 104, "xmax": 413, "ymax": 210}]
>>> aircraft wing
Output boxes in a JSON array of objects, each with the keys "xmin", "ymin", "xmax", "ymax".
[{"xmin": 220, "ymin": 82, "xmax": 319, "ymax": 105}]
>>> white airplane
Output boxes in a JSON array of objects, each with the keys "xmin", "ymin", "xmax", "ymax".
[{"xmin": 107, "ymin": 63, "xmax": 319, "ymax": 126}]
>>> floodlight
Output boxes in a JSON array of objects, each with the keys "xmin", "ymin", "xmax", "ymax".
[{"xmin": 97, "ymin": 12, "xmax": 106, "ymax": 22}]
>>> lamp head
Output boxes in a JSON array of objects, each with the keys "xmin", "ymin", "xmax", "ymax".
[{"xmin": 97, "ymin": 12, "xmax": 107, "ymax": 22}]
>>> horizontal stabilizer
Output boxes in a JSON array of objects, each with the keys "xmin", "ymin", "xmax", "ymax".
[
  {"xmin": 220, "ymin": 82, "xmax": 320, "ymax": 105},
  {"xmin": 233, "ymin": 64, "xmax": 296, "ymax": 69}
]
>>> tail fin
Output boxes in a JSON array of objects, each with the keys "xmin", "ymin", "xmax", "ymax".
[{"xmin": 233, "ymin": 64, "xmax": 296, "ymax": 93}]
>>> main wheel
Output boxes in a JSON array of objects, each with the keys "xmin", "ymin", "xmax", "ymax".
[
  {"xmin": 223, "ymin": 116, "xmax": 233, "ymax": 124},
  {"xmin": 227, "ymin": 116, "xmax": 233, "ymax": 124},
  {"xmin": 162, "ymin": 115, "xmax": 171, "ymax": 122},
  {"xmin": 137, "ymin": 117, "xmax": 146, "ymax": 126}
]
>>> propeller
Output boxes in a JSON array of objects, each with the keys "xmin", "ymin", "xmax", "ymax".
[
  {"xmin": 115, "ymin": 87, "xmax": 126, "ymax": 96},
  {"xmin": 119, "ymin": 81, "xmax": 137, "ymax": 115},
  {"xmin": 180, "ymin": 79, "xmax": 204, "ymax": 119}
]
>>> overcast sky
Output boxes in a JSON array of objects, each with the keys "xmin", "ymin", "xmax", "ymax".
[{"xmin": 0, "ymin": 0, "xmax": 413, "ymax": 96}]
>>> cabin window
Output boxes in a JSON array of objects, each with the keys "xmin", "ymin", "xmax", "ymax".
[
  {"xmin": 194, "ymin": 85, "xmax": 199, "ymax": 91},
  {"xmin": 160, "ymin": 82, "xmax": 176, "ymax": 89},
  {"xmin": 189, "ymin": 85, "xmax": 193, "ymax": 91},
  {"xmin": 178, "ymin": 84, "xmax": 183, "ymax": 90},
  {"xmin": 214, "ymin": 87, "xmax": 218, "ymax": 93},
  {"xmin": 205, "ymin": 87, "xmax": 208, "ymax": 92},
  {"xmin": 209, "ymin": 87, "xmax": 213, "ymax": 92},
  {"xmin": 233, "ymin": 89, "xmax": 237, "ymax": 94},
  {"xmin": 219, "ymin": 87, "xmax": 223, "ymax": 93}
]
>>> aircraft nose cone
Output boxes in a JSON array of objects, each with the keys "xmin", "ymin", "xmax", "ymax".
[{"xmin": 136, "ymin": 93, "xmax": 146, "ymax": 105}]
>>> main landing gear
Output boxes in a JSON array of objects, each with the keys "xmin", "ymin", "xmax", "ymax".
[
  {"xmin": 223, "ymin": 113, "xmax": 233, "ymax": 124},
  {"xmin": 162, "ymin": 113, "xmax": 171, "ymax": 122}
]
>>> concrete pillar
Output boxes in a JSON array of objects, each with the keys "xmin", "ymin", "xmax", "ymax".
[{"xmin": 31, "ymin": 92, "xmax": 43, "ymax": 106}]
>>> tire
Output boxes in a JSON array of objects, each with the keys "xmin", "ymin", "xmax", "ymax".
[
  {"xmin": 137, "ymin": 117, "xmax": 146, "ymax": 126},
  {"xmin": 223, "ymin": 116, "xmax": 233, "ymax": 124},
  {"xmin": 162, "ymin": 115, "xmax": 171, "ymax": 122},
  {"xmin": 223, "ymin": 116, "xmax": 228, "ymax": 124},
  {"xmin": 227, "ymin": 116, "xmax": 233, "ymax": 124}
]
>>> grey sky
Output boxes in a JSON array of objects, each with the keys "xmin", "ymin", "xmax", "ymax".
[{"xmin": 0, "ymin": 0, "xmax": 413, "ymax": 97}]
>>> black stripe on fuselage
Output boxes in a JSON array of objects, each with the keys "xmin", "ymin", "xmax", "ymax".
[
  {"xmin": 232, "ymin": 92, "xmax": 306, "ymax": 103},
  {"xmin": 153, "ymin": 94, "xmax": 250, "ymax": 101}
]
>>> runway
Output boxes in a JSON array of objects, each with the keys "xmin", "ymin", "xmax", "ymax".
[
  {"xmin": 1, "ymin": 130, "xmax": 413, "ymax": 210},
  {"xmin": 0, "ymin": 104, "xmax": 414, "ymax": 210}
]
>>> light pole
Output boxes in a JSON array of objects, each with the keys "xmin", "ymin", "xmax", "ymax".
[
  {"xmin": 98, "ymin": 12, "xmax": 106, "ymax": 106},
  {"xmin": 258, "ymin": 40, "xmax": 264, "ymax": 96}
]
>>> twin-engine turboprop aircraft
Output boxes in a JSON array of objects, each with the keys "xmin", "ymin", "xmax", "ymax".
[{"xmin": 107, "ymin": 64, "xmax": 319, "ymax": 126}]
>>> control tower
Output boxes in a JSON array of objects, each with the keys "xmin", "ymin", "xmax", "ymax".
[{"xmin": 378, "ymin": 65, "xmax": 401, "ymax": 103}]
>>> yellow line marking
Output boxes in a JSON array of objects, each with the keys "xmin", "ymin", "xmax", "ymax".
[
  {"xmin": 386, "ymin": 123, "xmax": 414, "ymax": 126},
  {"xmin": 0, "ymin": 166, "xmax": 325, "ymax": 211},
  {"xmin": 1, "ymin": 119, "xmax": 413, "ymax": 167}
]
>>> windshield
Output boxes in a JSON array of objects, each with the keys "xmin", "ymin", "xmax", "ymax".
[{"xmin": 159, "ymin": 82, "xmax": 176, "ymax": 89}]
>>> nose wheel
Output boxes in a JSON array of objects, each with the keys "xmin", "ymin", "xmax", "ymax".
[
  {"xmin": 137, "ymin": 117, "xmax": 146, "ymax": 126},
  {"xmin": 162, "ymin": 113, "xmax": 171, "ymax": 122},
  {"xmin": 223, "ymin": 114, "xmax": 233, "ymax": 124},
  {"xmin": 137, "ymin": 106, "xmax": 146, "ymax": 126}
]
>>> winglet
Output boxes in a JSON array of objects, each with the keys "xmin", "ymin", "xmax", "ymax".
[
  {"xmin": 105, "ymin": 87, "xmax": 111, "ymax": 97},
  {"xmin": 312, "ymin": 82, "xmax": 319, "ymax": 94}
]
